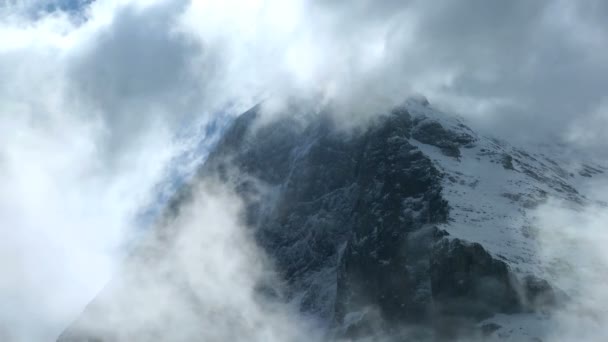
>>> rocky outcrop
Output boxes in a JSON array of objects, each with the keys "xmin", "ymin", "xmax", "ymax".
[
  {"xmin": 335, "ymin": 232, "xmax": 561, "ymax": 340},
  {"xmin": 201, "ymin": 104, "xmax": 557, "ymax": 338},
  {"xmin": 430, "ymin": 238, "xmax": 521, "ymax": 319},
  {"xmin": 411, "ymin": 117, "xmax": 476, "ymax": 158},
  {"xmin": 58, "ymin": 101, "xmax": 561, "ymax": 341}
]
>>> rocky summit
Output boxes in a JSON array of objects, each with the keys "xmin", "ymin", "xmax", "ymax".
[{"xmin": 58, "ymin": 97, "xmax": 600, "ymax": 341}]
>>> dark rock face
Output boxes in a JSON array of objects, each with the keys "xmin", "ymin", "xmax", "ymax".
[
  {"xmin": 430, "ymin": 238, "xmax": 521, "ymax": 320},
  {"xmin": 502, "ymin": 154, "xmax": 515, "ymax": 170},
  {"xmin": 58, "ymin": 103, "xmax": 559, "ymax": 341},
  {"xmin": 336, "ymin": 226, "xmax": 447, "ymax": 335},
  {"xmin": 203, "ymin": 107, "xmax": 457, "ymax": 324},
  {"xmin": 481, "ymin": 322, "xmax": 502, "ymax": 337},
  {"xmin": 200, "ymin": 109, "xmax": 368, "ymax": 319},
  {"xmin": 411, "ymin": 117, "xmax": 475, "ymax": 158},
  {"xmin": 200, "ymin": 106, "xmax": 555, "ymax": 335},
  {"xmin": 522, "ymin": 275, "xmax": 564, "ymax": 309},
  {"xmin": 333, "ymin": 113, "xmax": 449, "ymax": 324}
]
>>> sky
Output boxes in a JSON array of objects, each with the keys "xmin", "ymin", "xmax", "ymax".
[{"xmin": 0, "ymin": 0, "xmax": 607, "ymax": 341}]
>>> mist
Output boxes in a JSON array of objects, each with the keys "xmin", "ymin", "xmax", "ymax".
[
  {"xmin": 1, "ymin": 0, "xmax": 608, "ymax": 341},
  {"xmin": 530, "ymin": 182, "xmax": 608, "ymax": 341},
  {"xmin": 57, "ymin": 180, "xmax": 322, "ymax": 342}
]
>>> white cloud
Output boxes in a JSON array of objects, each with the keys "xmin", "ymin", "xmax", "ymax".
[
  {"xmin": 532, "ymin": 191, "xmax": 608, "ymax": 341},
  {"xmin": 0, "ymin": 1, "xmax": 195, "ymax": 340},
  {"xmin": 1, "ymin": 0, "xmax": 608, "ymax": 340},
  {"xmin": 58, "ymin": 181, "xmax": 321, "ymax": 341}
]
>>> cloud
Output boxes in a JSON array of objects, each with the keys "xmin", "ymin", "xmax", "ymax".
[
  {"xmin": 58, "ymin": 180, "xmax": 320, "ymax": 342},
  {"xmin": 531, "ymin": 188, "xmax": 608, "ymax": 341},
  {"xmin": 174, "ymin": 0, "xmax": 608, "ymax": 150},
  {"xmin": 0, "ymin": 1, "xmax": 204, "ymax": 340},
  {"xmin": 1, "ymin": 0, "xmax": 607, "ymax": 341}
]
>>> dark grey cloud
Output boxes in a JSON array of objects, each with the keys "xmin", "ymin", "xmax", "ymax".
[
  {"xmin": 65, "ymin": 0, "xmax": 208, "ymax": 161},
  {"xmin": 361, "ymin": 0, "xmax": 608, "ymax": 149},
  {"xmin": 278, "ymin": 0, "xmax": 606, "ymax": 153},
  {"xmin": 193, "ymin": 0, "xmax": 607, "ymax": 155},
  {"xmin": 69, "ymin": 1, "xmax": 197, "ymax": 111}
]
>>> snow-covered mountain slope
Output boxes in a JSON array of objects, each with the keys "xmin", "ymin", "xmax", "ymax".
[
  {"xmin": 57, "ymin": 98, "xmax": 607, "ymax": 342},
  {"xmin": 404, "ymin": 98, "xmax": 607, "ymax": 341},
  {"xmin": 406, "ymin": 98, "xmax": 605, "ymax": 277}
]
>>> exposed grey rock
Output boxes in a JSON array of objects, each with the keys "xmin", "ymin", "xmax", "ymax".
[
  {"xmin": 522, "ymin": 274, "xmax": 564, "ymax": 309},
  {"xmin": 579, "ymin": 164, "xmax": 605, "ymax": 178},
  {"xmin": 480, "ymin": 322, "xmax": 502, "ymax": 336},
  {"xmin": 58, "ymin": 102, "xmax": 563, "ymax": 341},
  {"xmin": 502, "ymin": 153, "xmax": 515, "ymax": 170},
  {"xmin": 430, "ymin": 238, "xmax": 521, "ymax": 320},
  {"xmin": 411, "ymin": 118, "xmax": 475, "ymax": 158}
]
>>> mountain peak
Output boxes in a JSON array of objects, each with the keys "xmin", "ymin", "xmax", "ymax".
[{"xmin": 58, "ymin": 101, "xmax": 593, "ymax": 341}]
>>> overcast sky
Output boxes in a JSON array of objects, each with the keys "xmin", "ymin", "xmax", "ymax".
[{"xmin": 1, "ymin": 0, "xmax": 607, "ymax": 341}]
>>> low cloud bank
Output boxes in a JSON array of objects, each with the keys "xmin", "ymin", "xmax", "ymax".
[
  {"xmin": 532, "ymin": 187, "xmax": 608, "ymax": 341},
  {"xmin": 58, "ymin": 180, "xmax": 321, "ymax": 342}
]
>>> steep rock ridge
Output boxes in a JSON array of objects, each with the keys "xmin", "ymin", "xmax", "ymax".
[
  {"xmin": 403, "ymin": 98, "xmax": 598, "ymax": 281},
  {"xmin": 168, "ymin": 102, "xmax": 557, "ymax": 337},
  {"xmin": 58, "ymin": 99, "xmax": 574, "ymax": 341}
]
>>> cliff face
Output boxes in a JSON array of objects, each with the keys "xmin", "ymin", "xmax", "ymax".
[
  {"xmin": 197, "ymin": 103, "xmax": 556, "ymax": 339},
  {"xmin": 204, "ymin": 105, "xmax": 454, "ymax": 327},
  {"xmin": 58, "ymin": 99, "xmax": 583, "ymax": 341}
]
